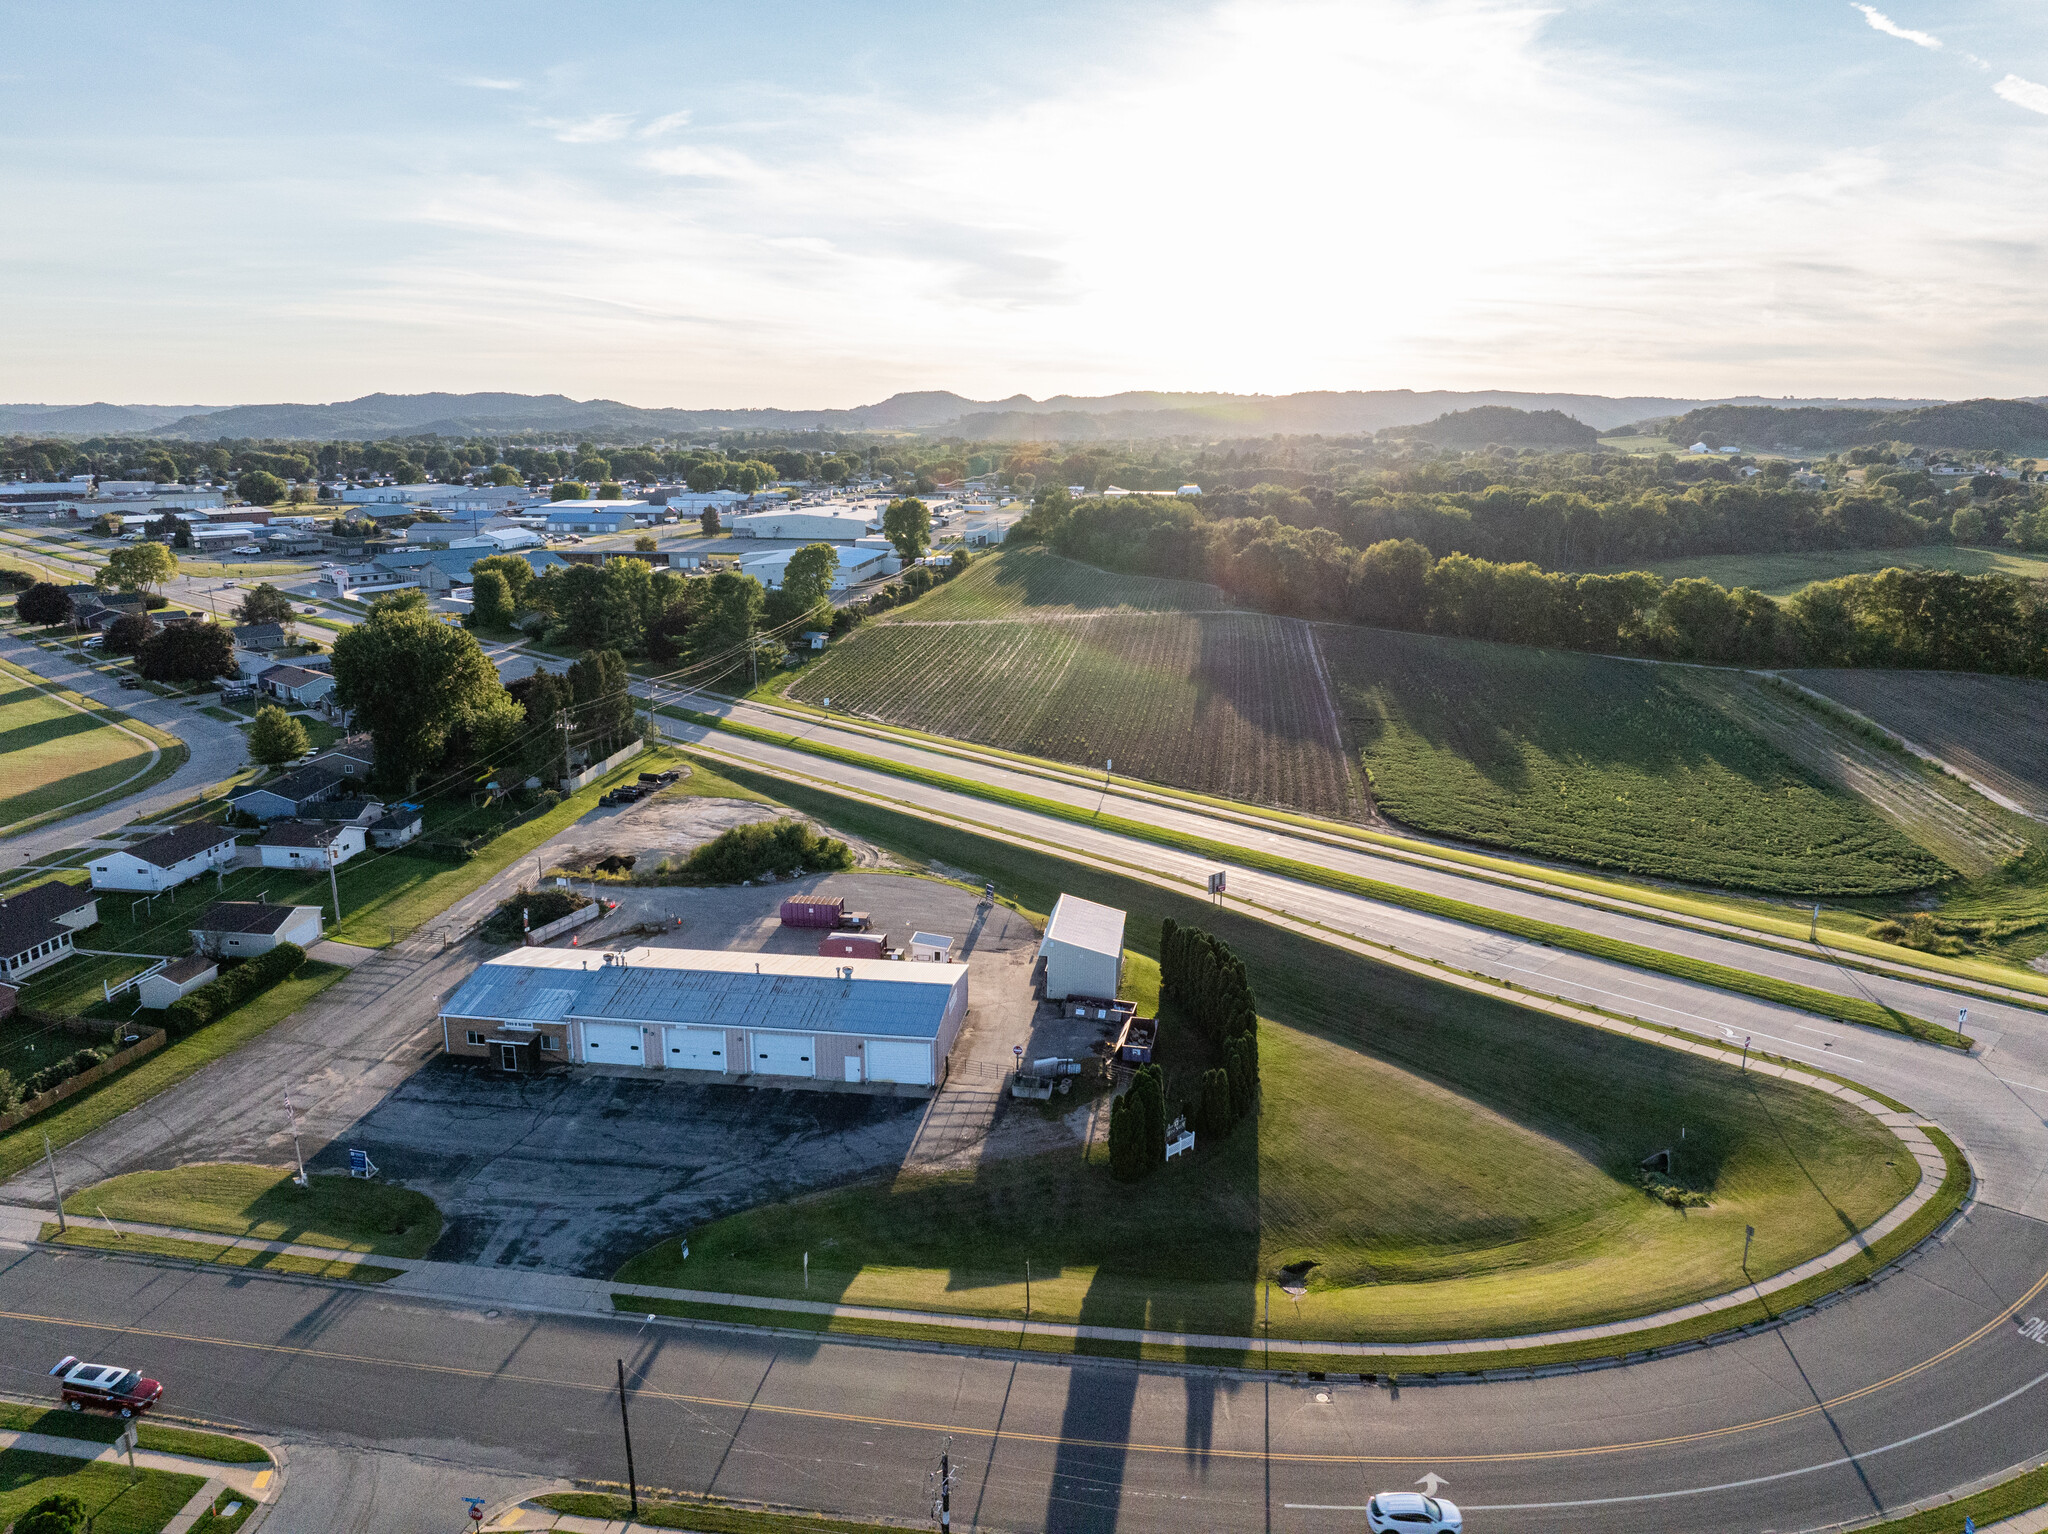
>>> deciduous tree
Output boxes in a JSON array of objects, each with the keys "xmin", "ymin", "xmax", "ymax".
[
  {"xmin": 16, "ymin": 582, "xmax": 71, "ymax": 626},
  {"xmin": 236, "ymin": 470, "xmax": 286, "ymax": 505},
  {"xmin": 99, "ymin": 541, "xmax": 177, "ymax": 597},
  {"xmin": 331, "ymin": 601, "xmax": 524, "ymax": 790},
  {"xmin": 248, "ymin": 703, "xmax": 311, "ymax": 766},
  {"xmin": 883, "ymin": 497, "xmax": 932, "ymax": 564},
  {"xmin": 235, "ymin": 583, "xmax": 296, "ymax": 628},
  {"xmin": 138, "ymin": 621, "xmax": 235, "ymax": 683}
]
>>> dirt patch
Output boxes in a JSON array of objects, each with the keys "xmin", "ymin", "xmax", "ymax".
[{"xmin": 544, "ymin": 796, "xmax": 896, "ymax": 877}]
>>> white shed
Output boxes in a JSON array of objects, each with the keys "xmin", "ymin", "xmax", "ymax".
[
  {"xmin": 1036, "ymin": 894, "xmax": 1126, "ymax": 1001},
  {"xmin": 136, "ymin": 956, "xmax": 218, "ymax": 1010},
  {"xmin": 909, "ymin": 932, "xmax": 953, "ymax": 962}
]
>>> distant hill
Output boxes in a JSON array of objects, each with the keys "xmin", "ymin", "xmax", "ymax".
[
  {"xmin": 1667, "ymin": 398, "xmax": 2048, "ymax": 454},
  {"xmin": 1401, "ymin": 406, "xmax": 1601, "ymax": 449},
  {"xmin": 0, "ymin": 387, "xmax": 1983, "ymax": 443},
  {"xmin": 0, "ymin": 402, "xmax": 219, "ymax": 434}
]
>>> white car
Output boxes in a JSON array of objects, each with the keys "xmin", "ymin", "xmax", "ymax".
[
  {"xmin": 1367, "ymin": 1493, "xmax": 1462, "ymax": 1532},
  {"xmin": 230, "ymin": 545, "xmax": 263, "ymax": 555}
]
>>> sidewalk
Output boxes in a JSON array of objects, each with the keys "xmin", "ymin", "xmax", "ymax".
[{"xmin": 0, "ymin": 1424, "xmax": 278, "ymax": 1534}]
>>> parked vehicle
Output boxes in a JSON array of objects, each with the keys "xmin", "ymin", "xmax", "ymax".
[
  {"xmin": 230, "ymin": 544, "xmax": 262, "ymax": 555},
  {"xmin": 1366, "ymin": 1494, "xmax": 1462, "ymax": 1532},
  {"xmin": 49, "ymin": 1356, "xmax": 163, "ymax": 1417},
  {"xmin": 118, "ymin": 677, "xmax": 143, "ymax": 689}
]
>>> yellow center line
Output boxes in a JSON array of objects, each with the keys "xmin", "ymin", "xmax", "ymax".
[{"xmin": 8, "ymin": 1266, "xmax": 2048, "ymax": 1467}]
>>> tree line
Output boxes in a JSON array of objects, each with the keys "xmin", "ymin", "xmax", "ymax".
[{"xmin": 1012, "ymin": 495, "xmax": 2048, "ymax": 675}]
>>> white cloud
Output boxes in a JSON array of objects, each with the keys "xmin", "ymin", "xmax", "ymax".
[
  {"xmin": 640, "ymin": 143, "xmax": 754, "ymax": 178},
  {"xmin": 639, "ymin": 110, "xmax": 692, "ymax": 138},
  {"xmin": 1851, "ymin": 5, "xmax": 1941, "ymax": 50},
  {"xmin": 1994, "ymin": 74, "xmax": 2048, "ymax": 116},
  {"xmin": 460, "ymin": 76, "xmax": 522, "ymax": 91},
  {"xmin": 543, "ymin": 113, "xmax": 633, "ymax": 144}
]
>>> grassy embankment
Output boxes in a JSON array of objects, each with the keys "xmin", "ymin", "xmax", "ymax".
[
  {"xmin": 0, "ymin": 653, "xmax": 188, "ymax": 833},
  {"xmin": 671, "ymin": 709, "xmax": 1973, "ymax": 1046},
  {"xmin": 535, "ymin": 1491, "xmax": 926, "ymax": 1534},
  {"xmin": 617, "ymin": 761, "xmax": 1927, "ymax": 1350},
  {"xmin": 0, "ymin": 1450, "xmax": 202, "ymax": 1534},
  {"xmin": 0, "ymin": 1402, "xmax": 267, "ymax": 1464}
]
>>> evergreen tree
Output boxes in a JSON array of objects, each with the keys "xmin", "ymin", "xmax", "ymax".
[
  {"xmin": 1108, "ymin": 1093, "xmax": 1134, "ymax": 1181},
  {"xmin": 1197, "ymin": 1068, "xmax": 1233, "ymax": 1140},
  {"xmin": 1134, "ymin": 1064, "xmax": 1166, "ymax": 1170}
]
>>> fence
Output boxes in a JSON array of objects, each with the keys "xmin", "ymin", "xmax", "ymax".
[
  {"xmin": 526, "ymin": 902, "xmax": 605, "ymax": 945},
  {"xmin": 559, "ymin": 738, "xmax": 644, "ymax": 793},
  {"xmin": 0, "ymin": 1027, "xmax": 167, "ymax": 1133}
]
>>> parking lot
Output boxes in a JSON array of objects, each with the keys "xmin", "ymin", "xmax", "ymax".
[{"xmin": 313, "ymin": 872, "xmax": 1070, "ymax": 1275}]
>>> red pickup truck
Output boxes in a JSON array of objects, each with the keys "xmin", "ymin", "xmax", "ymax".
[{"xmin": 49, "ymin": 1356, "xmax": 163, "ymax": 1417}]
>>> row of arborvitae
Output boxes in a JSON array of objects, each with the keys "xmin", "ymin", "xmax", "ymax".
[
  {"xmin": 1106, "ymin": 920, "xmax": 1261, "ymax": 1181},
  {"xmin": 164, "ymin": 941, "xmax": 307, "ymax": 1037}
]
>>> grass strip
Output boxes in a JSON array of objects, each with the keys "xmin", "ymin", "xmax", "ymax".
[
  {"xmin": 0, "ymin": 1447, "xmax": 203, "ymax": 1534},
  {"xmin": 0, "ymin": 962, "xmax": 345, "ymax": 1181},
  {"xmin": 616, "ymin": 1130, "xmax": 1967, "ymax": 1373},
  {"xmin": 536, "ymin": 1490, "xmax": 913, "ymax": 1534},
  {"xmin": 64, "ymin": 1163, "xmax": 443, "ymax": 1259},
  {"xmin": 0, "ymin": 1402, "xmax": 271, "ymax": 1464},
  {"xmin": 1850, "ymin": 1461, "xmax": 2048, "ymax": 1534},
  {"xmin": 676, "ymin": 710, "xmax": 1971, "ymax": 1047},
  {"xmin": 41, "ymin": 1225, "xmax": 401, "ymax": 1283}
]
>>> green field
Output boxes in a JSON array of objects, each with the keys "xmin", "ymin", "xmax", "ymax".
[
  {"xmin": 891, "ymin": 547, "xmax": 1227, "ymax": 618},
  {"xmin": 67, "ymin": 1162, "xmax": 442, "ymax": 1257},
  {"xmin": 795, "ymin": 591, "xmax": 1354, "ymax": 815},
  {"xmin": 1587, "ymin": 544, "xmax": 2048, "ymax": 596},
  {"xmin": 621, "ymin": 762, "xmax": 1918, "ymax": 1343},
  {"xmin": 0, "ymin": 664, "xmax": 159, "ymax": 827},
  {"xmin": 1318, "ymin": 626, "xmax": 1952, "ymax": 895}
]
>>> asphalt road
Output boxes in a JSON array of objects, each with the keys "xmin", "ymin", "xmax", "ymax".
[{"xmin": 5, "ymin": 1197, "xmax": 2048, "ymax": 1534}]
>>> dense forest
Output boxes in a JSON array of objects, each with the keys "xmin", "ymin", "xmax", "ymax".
[{"xmin": 1009, "ymin": 493, "xmax": 2048, "ymax": 676}]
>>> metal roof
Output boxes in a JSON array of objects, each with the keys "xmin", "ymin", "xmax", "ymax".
[
  {"xmin": 1038, "ymin": 894, "xmax": 1125, "ymax": 959},
  {"xmin": 440, "ymin": 947, "xmax": 965, "ymax": 1040}
]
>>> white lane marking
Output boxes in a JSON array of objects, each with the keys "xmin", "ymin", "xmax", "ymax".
[
  {"xmin": 1995, "ymin": 1077, "xmax": 2048, "ymax": 1098},
  {"xmin": 1453, "ymin": 1363, "xmax": 2048, "ymax": 1511},
  {"xmin": 2019, "ymin": 1316, "xmax": 2048, "ymax": 1343}
]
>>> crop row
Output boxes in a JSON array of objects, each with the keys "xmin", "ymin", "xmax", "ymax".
[{"xmin": 892, "ymin": 548, "xmax": 1229, "ymax": 621}]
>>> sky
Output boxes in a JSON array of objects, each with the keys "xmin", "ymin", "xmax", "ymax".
[{"xmin": 2, "ymin": 0, "xmax": 2046, "ymax": 407}]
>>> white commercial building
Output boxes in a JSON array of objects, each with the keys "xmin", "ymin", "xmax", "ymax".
[
  {"xmin": 1035, "ymin": 894, "xmax": 1127, "ymax": 1002},
  {"xmin": 342, "ymin": 484, "xmax": 445, "ymax": 503},
  {"xmin": 737, "ymin": 543, "xmax": 892, "ymax": 590},
  {"xmin": 438, "ymin": 946, "xmax": 970, "ymax": 1087},
  {"xmin": 727, "ymin": 507, "xmax": 878, "ymax": 542}
]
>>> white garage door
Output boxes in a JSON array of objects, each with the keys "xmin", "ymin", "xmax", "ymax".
[
  {"xmin": 750, "ymin": 1032, "xmax": 815, "ymax": 1077},
  {"xmin": 864, "ymin": 1039, "xmax": 933, "ymax": 1086},
  {"xmin": 582, "ymin": 1022, "xmax": 645, "ymax": 1064},
  {"xmin": 664, "ymin": 1026, "xmax": 726, "ymax": 1072}
]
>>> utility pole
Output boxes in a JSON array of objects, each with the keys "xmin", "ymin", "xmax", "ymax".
[
  {"xmin": 284, "ymin": 1091, "xmax": 308, "ymax": 1186},
  {"xmin": 616, "ymin": 1359, "xmax": 639, "ymax": 1520},
  {"xmin": 326, "ymin": 844, "xmax": 342, "ymax": 924},
  {"xmin": 928, "ymin": 1438, "xmax": 953, "ymax": 1532},
  {"xmin": 43, "ymin": 1133, "xmax": 66, "ymax": 1233}
]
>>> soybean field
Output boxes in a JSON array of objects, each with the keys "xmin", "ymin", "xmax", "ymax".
[
  {"xmin": 791, "ymin": 609, "xmax": 1356, "ymax": 815},
  {"xmin": 1318, "ymin": 626, "xmax": 1954, "ymax": 896},
  {"xmin": 1787, "ymin": 669, "xmax": 2048, "ymax": 822},
  {"xmin": 891, "ymin": 547, "xmax": 1228, "ymax": 620}
]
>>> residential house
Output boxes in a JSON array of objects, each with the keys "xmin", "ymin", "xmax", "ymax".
[
  {"xmin": 314, "ymin": 797, "xmax": 385, "ymax": 826},
  {"xmin": 0, "ymin": 879, "xmax": 101, "ymax": 982},
  {"xmin": 368, "ymin": 807, "xmax": 424, "ymax": 848},
  {"xmin": 228, "ymin": 766, "xmax": 344, "ymax": 822},
  {"xmin": 305, "ymin": 734, "xmax": 375, "ymax": 782},
  {"xmin": 230, "ymin": 622, "xmax": 290, "ymax": 652},
  {"xmin": 89, "ymin": 823, "xmax": 239, "ymax": 892},
  {"xmin": 135, "ymin": 956, "xmax": 218, "ymax": 1010},
  {"xmin": 256, "ymin": 819, "xmax": 366, "ymax": 870},
  {"xmin": 189, "ymin": 900, "xmax": 324, "ymax": 957},
  {"xmin": 257, "ymin": 664, "xmax": 335, "ymax": 707}
]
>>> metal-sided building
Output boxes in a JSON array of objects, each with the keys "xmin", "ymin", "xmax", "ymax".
[
  {"xmin": 1035, "ymin": 893, "xmax": 1126, "ymax": 1001},
  {"xmin": 726, "ymin": 508, "xmax": 877, "ymax": 542},
  {"xmin": 437, "ymin": 946, "xmax": 969, "ymax": 1087}
]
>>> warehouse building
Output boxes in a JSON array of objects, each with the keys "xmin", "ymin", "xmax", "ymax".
[
  {"xmin": 1035, "ymin": 893, "xmax": 1126, "ymax": 1001},
  {"xmin": 727, "ymin": 507, "xmax": 877, "ymax": 542},
  {"xmin": 437, "ymin": 946, "xmax": 969, "ymax": 1086}
]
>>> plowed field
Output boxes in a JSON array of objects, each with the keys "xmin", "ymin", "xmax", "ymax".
[{"xmin": 790, "ymin": 611, "xmax": 1355, "ymax": 815}]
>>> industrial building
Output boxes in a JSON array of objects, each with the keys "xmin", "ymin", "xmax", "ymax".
[
  {"xmin": 1035, "ymin": 894, "xmax": 1126, "ymax": 1001},
  {"xmin": 727, "ymin": 507, "xmax": 877, "ymax": 542},
  {"xmin": 437, "ymin": 946, "xmax": 969, "ymax": 1086}
]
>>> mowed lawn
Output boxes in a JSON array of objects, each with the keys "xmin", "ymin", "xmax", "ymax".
[
  {"xmin": 1586, "ymin": 544, "xmax": 2048, "ymax": 597},
  {"xmin": 0, "ymin": 672, "xmax": 156, "ymax": 826},
  {"xmin": 66, "ymin": 1163, "xmax": 442, "ymax": 1257},
  {"xmin": 1319, "ymin": 626, "xmax": 1951, "ymax": 896},
  {"xmin": 0, "ymin": 1450, "xmax": 203, "ymax": 1534},
  {"xmin": 622, "ymin": 766, "xmax": 1918, "ymax": 1343}
]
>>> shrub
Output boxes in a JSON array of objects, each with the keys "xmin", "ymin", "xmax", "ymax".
[
  {"xmin": 17, "ymin": 1492, "xmax": 87, "ymax": 1534},
  {"xmin": 479, "ymin": 885, "xmax": 590, "ymax": 944},
  {"xmin": 673, "ymin": 818, "xmax": 855, "ymax": 885},
  {"xmin": 164, "ymin": 941, "xmax": 306, "ymax": 1037}
]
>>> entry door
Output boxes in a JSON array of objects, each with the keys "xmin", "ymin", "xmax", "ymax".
[
  {"xmin": 498, "ymin": 1043, "xmax": 518, "ymax": 1072},
  {"xmin": 844, "ymin": 1055, "xmax": 862, "ymax": 1083}
]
